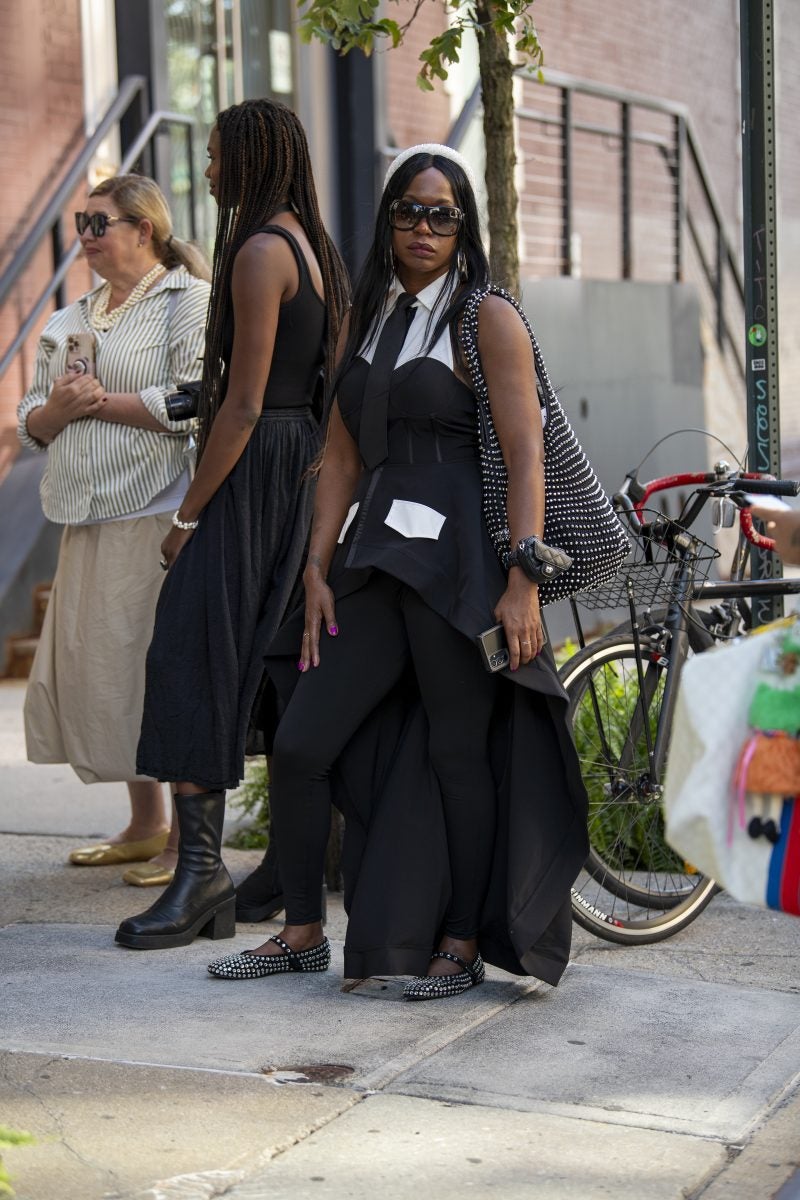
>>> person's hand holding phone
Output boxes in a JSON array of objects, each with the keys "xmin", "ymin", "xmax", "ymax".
[{"xmin": 26, "ymin": 373, "xmax": 106, "ymax": 446}]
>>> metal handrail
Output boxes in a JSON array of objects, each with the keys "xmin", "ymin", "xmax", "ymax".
[
  {"xmin": 0, "ymin": 76, "xmax": 147, "ymax": 308},
  {"xmin": 447, "ymin": 66, "xmax": 745, "ymax": 371},
  {"xmin": 0, "ymin": 78, "xmax": 196, "ymax": 385}
]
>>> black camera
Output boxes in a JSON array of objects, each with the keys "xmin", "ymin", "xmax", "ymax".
[{"xmin": 165, "ymin": 381, "xmax": 202, "ymax": 421}]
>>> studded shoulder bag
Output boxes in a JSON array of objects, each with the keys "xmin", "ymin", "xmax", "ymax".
[{"xmin": 459, "ymin": 286, "xmax": 630, "ymax": 606}]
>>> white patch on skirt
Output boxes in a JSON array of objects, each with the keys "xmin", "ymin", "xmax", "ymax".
[{"xmin": 384, "ymin": 499, "xmax": 446, "ymax": 540}]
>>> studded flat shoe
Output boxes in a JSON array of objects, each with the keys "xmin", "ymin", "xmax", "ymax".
[
  {"xmin": 403, "ymin": 950, "xmax": 485, "ymax": 1001},
  {"xmin": 208, "ymin": 935, "xmax": 331, "ymax": 980}
]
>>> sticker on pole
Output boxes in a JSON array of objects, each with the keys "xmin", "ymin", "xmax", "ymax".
[{"xmin": 748, "ymin": 324, "xmax": 767, "ymax": 347}]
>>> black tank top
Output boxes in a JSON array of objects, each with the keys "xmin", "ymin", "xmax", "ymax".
[{"xmin": 221, "ymin": 225, "xmax": 326, "ymax": 411}]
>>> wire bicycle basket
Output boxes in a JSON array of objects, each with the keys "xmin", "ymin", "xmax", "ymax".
[{"xmin": 573, "ymin": 509, "xmax": 720, "ymax": 611}]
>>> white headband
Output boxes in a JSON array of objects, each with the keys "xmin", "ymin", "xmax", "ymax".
[{"xmin": 383, "ymin": 143, "xmax": 478, "ymax": 195}]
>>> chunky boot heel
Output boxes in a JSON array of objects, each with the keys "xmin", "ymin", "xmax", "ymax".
[
  {"xmin": 200, "ymin": 897, "xmax": 237, "ymax": 940},
  {"xmin": 115, "ymin": 792, "xmax": 236, "ymax": 951}
]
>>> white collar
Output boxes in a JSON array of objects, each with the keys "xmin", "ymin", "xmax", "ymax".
[{"xmin": 387, "ymin": 271, "xmax": 455, "ymax": 315}]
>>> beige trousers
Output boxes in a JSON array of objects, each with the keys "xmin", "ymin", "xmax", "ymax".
[{"xmin": 24, "ymin": 513, "xmax": 172, "ymax": 784}]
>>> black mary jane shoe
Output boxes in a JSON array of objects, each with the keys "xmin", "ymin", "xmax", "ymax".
[
  {"xmin": 403, "ymin": 950, "xmax": 485, "ymax": 1001},
  {"xmin": 207, "ymin": 934, "xmax": 331, "ymax": 980}
]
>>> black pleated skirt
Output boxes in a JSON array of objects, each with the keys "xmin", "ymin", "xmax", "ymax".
[{"xmin": 136, "ymin": 407, "xmax": 319, "ymax": 789}]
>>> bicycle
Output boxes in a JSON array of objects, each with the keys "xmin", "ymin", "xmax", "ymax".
[{"xmin": 560, "ymin": 452, "xmax": 800, "ymax": 944}]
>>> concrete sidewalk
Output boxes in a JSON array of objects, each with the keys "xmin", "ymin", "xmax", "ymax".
[{"xmin": 1, "ymin": 677, "xmax": 799, "ymax": 1200}]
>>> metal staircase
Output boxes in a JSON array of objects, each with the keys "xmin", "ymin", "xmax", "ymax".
[
  {"xmin": 448, "ymin": 66, "xmax": 746, "ymax": 388},
  {"xmin": 0, "ymin": 78, "xmax": 198, "ymax": 676}
]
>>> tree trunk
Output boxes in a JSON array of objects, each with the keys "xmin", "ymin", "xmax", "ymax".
[{"xmin": 475, "ymin": 0, "xmax": 520, "ymax": 294}]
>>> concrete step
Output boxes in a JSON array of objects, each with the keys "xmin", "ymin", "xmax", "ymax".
[
  {"xmin": 2, "ymin": 581, "xmax": 50, "ymax": 678},
  {"xmin": 32, "ymin": 582, "xmax": 51, "ymax": 636},
  {"xmin": 4, "ymin": 634, "xmax": 39, "ymax": 678}
]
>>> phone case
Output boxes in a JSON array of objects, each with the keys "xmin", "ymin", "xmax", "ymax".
[
  {"xmin": 476, "ymin": 622, "xmax": 548, "ymax": 672},
  {"xmin": 66, "ymin": 332, "xmax": 96, "ymax": 377}
]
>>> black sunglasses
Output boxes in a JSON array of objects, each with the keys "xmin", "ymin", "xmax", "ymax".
[
  {"xmin": 75, "ymin": 212, "xmax": 139, "ymax": 238},
  {"xmin": 389, "ymin": 199, "xmax": 463, "ymax": 238}
]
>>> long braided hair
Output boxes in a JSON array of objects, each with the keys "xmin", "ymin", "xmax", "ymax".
[{"xmin": 197, "ymin": 98, "xmax": 350, "ymax": 458}]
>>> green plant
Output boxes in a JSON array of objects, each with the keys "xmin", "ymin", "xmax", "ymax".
[
  {"xmin": 572, "ymin": 660, "xmax": 683, "ymax": 874},
  {"xmin": 296, "ymin": 0, "xmax": 545, "ymax": 293},
  {"xmin": 0, "ymin": 1127, "xmax": 35, "ymax": 1198},
  {"xmin": 226, "ymin": 757, "xmax": 271, "ymax": 849}
]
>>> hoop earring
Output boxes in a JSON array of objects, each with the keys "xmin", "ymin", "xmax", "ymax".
[{"xmin": 457, "ymin": 248, "xmax": 467, "ymax": 280}]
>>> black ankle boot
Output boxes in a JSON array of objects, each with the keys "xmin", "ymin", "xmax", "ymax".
[
  {"xmin": 235, "ymin": 835, "xmax": 285, "ymax": 922},
  {"xmin": 115, "ymin": 791, "xmax": 235, "ymax": 950}
]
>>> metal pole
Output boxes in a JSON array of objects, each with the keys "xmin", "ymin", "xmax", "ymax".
[
  {"xmin": 673, "ymin": 114, "xmax": 685, "ymax": 283},
  {"xmin": 621, "ymin": 102, "xmax": 632, "ymax": 279},
  {"xmin": 561, "ymin": 87, "xmax": 572, "ymax": 276},
  {"xmin": 741, "ymin": 0, "xmax": 782, "ymax": 622},
  {"xmin": 51, "ymin": 219, "xmax": 66, "ymax": 311}
]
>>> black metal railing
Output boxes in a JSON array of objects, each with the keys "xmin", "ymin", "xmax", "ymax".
[
  {"xmin": 0, "ymin": 76, "xmax": 196, "ymax": 384},
  {"xmin": 448, "ymin": 67, "xmax": 745, "ymax": 377}
]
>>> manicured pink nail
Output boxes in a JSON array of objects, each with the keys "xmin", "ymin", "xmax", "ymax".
[
  {"xmin": 328, "ymin": 625, "xmax": 338, "ymax": 636},
  {"xmin": 297, "ymin": 661, "xmax": 305, "ymax": 672}
]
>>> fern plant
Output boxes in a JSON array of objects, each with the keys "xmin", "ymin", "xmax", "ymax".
[{"xmin": 0, "ymin": 1127, "xmax": 35, "ymax": 1198}]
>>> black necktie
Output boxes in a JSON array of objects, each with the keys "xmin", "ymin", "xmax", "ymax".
[{"xmin": 359, "ymin": 292, "xmax": 417, "ymax": 469}]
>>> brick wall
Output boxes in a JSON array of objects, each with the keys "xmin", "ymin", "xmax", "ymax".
[
  {"xmin": 380, "ymin": 0, "xmax": 800, "ymax": 451},
  {"xmin": 384, "ymin": 0, "xmax": 452, "ymax": 153},
  {"xmin": 0, "ymin": 0, "xmax": 92, "ymax": 480}
]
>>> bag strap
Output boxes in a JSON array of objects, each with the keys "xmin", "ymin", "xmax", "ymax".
[
  {"xmin": 166, "ymin": 283, "xmax": 181, "ymax": 328},
  {"xmin": 459, "ymin": 285, "xmax": 555, "ymax": 424}
]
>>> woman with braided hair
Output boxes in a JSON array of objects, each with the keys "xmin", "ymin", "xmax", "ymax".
[{"xmin": 116, "ymin": 98, "xmax": 349, "ymax": 950}]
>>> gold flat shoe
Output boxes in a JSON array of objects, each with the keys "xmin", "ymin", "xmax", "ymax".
[
  {"xmin": 68, "ymin": 831, "xmax": 169, "ymax": 866},
  {"xmin": 122, "ymin": 863, "xmax": 176, "ymax": 887}
]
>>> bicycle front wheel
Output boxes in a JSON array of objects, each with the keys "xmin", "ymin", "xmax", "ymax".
[{"xmin": 560, "ymin": 634, "xmax": 718, "ymax": 944}]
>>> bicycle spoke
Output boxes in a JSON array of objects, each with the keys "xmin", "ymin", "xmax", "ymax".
[{"xmin": 562, "ymin": 635, "xmax": 717, "ymax": 941}]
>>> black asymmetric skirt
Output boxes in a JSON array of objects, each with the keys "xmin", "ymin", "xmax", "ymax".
[{"xmin": 136, "ymin": 406, "xmax": 319, "ymax": 790}]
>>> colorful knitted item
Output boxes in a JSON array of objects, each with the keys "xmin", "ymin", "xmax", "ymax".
[{"xmin": 730, "ymin": 625, "xmax": 800, "ymax": 910}]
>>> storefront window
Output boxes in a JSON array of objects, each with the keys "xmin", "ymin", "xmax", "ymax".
[{"xmin": 163, "ymin": 0, "xmax": 295, "ymax": 254}]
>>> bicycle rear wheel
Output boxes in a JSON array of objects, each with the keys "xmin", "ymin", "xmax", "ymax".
[{"xmin": 561, "ymin": 634, "xmax": 718, "ymax": 944}]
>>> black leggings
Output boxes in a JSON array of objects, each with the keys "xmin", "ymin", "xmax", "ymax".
[{"xmin": 270, "ymin": 571, "xmax": 498, "ymax": 938}]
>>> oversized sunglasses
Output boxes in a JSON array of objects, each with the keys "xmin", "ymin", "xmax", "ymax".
[
  {"xmin": 389, "ymin": 199, "xmax": 463, "ymax": 237},
  {"xmin": 75, "ymin": 212, "xmax": 139, "ymax": 238}
]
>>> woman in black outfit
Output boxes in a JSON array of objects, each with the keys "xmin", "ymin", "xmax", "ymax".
[
  {"xmin": 115, "ymin": 99, "xmax": 349, "ymax": 950},
  {"xmin": 209, "ymin": 143, "xmax": 589, "ymax": 997}
]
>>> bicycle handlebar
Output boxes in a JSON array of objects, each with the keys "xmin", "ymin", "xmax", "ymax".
[
  {"xmin": 614, "ymin": 469, "xmax": 800, "ymax": 553},
  {"xmin": 733, "ymin": 476, "xmax": 800, "ymax": 497}
]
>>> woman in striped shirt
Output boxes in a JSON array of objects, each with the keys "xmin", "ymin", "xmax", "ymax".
[{"xmin": 17, "ymin": 174, "xmax": 211, "ymax": 884}]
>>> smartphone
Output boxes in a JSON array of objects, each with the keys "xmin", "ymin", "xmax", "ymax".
[
  {"xmin": 745, "ymin": 494, "xmax": 792, "ymax": 511},
  {"xmin": 66, "ymin": 332, "xmax": 96, "ymax": 377},
  {"xmin": 476, "ymin": 622, "xmax": 547, "ymax": 673}
]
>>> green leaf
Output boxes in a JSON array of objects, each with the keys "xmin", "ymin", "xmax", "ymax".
[{"xmin": 0, "ymin": 1131, "xmax": 34, "ymax": 1150}]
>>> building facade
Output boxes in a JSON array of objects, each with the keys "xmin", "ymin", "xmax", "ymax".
[{"xmin": 1, "ymin": 1, "xmax": 798, "ymax": 504}]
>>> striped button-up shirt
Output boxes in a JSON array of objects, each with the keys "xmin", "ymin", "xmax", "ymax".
[{"xmin": 17, "ymin": 266, "xmax": 210, "ymax": 524}]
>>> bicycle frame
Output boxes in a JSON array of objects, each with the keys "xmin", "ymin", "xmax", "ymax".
[{"xmin": 569, "ymin": 465, "xmax": 800, "ymax": 794}]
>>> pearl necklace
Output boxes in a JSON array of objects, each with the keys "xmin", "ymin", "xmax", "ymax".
[{"xmin": 90, "ymin": 262, "xmax": 166, "ymax": 332}]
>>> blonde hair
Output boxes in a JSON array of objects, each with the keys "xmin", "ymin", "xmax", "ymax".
[{"xmin": 89, "ymin": 174, "xmax": 211, "ymax": 282}]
